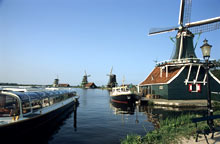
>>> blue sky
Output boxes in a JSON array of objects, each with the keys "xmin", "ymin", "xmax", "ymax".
[{"xmin": 0, "ymin": 0, "xmax": 220, "ymax": 86}]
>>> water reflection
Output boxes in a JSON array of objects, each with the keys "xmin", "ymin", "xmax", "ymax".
[
  {"xmin": 110, "ymin": 100, "xmax": 135, "ymax": 115},
  {"xmin": 140, "ymin": 105, "xmax": 208, "ymax": 128},
  {"xmin": 73, "ymin": 101, "xmax": 78, "ymax": 131}
]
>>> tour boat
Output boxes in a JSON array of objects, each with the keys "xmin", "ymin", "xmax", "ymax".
[
  {"xmin": 0, "ymin": 87, "xmax": 79, "ymax": 138},
  {"xmin": 110, "ymin": 85, "xmax": 136, "ymax": 104}
]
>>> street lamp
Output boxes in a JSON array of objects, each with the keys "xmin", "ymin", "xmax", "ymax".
[{"xmin": 200, "ymin": 39, "xmax": 213, "ymax": 127}]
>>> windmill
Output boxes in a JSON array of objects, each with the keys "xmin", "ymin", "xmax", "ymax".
[
  {"xmin": 53, "ymin": 75, "xmax": 59, "ymax": 87},
  {"xmin": 107, "ymin": 67, "xmax": 117, "ymax": 88},
  {"xmin": 81, "ymin": 70, "xmax": 91, "ymax": 87},
  {"xmin": 149, "ymin": 0, "xmax": 220, "ymax": 61},
  {"xmin": 139, "ymin": 0, "xmax": 220, "ymax": 100}
]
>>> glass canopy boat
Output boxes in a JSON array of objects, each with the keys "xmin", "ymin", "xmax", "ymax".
[{"xmin": 0, "ymin": 87, "xmax": 79, "ymax": 137}]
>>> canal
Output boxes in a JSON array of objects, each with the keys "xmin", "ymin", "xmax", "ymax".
[
  {"xmin": 48, "ymin": 88, "xmax": 154, "ymax": 144},
  {"xmin": 19, "ymin": 88, "xmax": 207, "ymax": 144}
]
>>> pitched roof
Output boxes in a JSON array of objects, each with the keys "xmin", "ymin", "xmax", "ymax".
[
  {"xmin": 58, "ymin": 84, "xmax": 70, "ymax": 87},
  {"xmin": 140, "ymin": 66, "xmax": 182, "ymax": 86},
  {"xmin": 85, "ymin": 82, "xmax": 97, "ymax": 88}
]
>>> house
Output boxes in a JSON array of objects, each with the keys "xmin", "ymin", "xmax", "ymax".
[
  {"xmin": 58, "ymin": 84, "xmax": 70, "ymax": 87},
  {"xmin": 85, "ymin": 82, "xmax": 97, "ymax": 89},
  {"xmin": 139, "ymin": 61, "xmax": 220, "ymax": 100}
]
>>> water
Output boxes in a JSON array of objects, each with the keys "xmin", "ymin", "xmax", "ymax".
[
  {"xmin": 7, "ymin": 88, "xmax": 208, "ymax": 144},
  {"xmin": 46, "ymin": 88, "xmax": 154, "ymax": 144}
]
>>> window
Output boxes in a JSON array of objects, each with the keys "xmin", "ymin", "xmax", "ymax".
[
  {"xmin": 22, "ymin": 101, "xmax": 31, "ymax": 114},
  {"xmin": 189, "ymin": 84, "xmax": 201, "ymax": 92},
  {"xmin": 0, "ymin": 94, "xmax": 20, "ymax": 117}
]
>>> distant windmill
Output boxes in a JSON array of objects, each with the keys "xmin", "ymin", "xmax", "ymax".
[
  {"xmin": 81, "ymin": 70, "xmax": 91, "ymax": 87},
  {"xmin": 107, "ymin": 67, "xmax": 117, "ymax": 88},
  {"xmin": 53, "ymin": 75, "xmax": 59, "ymax": 87},
  {"xmin": 149, "ymin": 0, "xmax": 220, "ymax": 61}
]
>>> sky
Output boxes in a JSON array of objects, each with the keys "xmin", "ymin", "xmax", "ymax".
[{"xmin": 0, "ymin": 0, "xmax": 220, "ymax": 86}]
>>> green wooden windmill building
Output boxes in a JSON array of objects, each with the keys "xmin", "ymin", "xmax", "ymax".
[
  {"xmin": 139, "ymin": 0, "xmax": 220, "ymax": 100},
  {"xmin": 106, "ymin": 67, "xmax": 118, "ymax": 88},
  {"xmin": 81, "ymin": 70, "xmax": 91, "ymax": 88}
]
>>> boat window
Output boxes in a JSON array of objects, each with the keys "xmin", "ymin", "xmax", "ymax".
[
  {"xmin": 0, "ymin": 94, "xmax": 20, "ymax": 117},
  {"xmin": 49, "ymin": 97, "xmax": 54, "ymax": 105},
  {"xmin": 31, "ymin": 100, "xmax": 42, "ymax": 111},
  {"xmin": 42, "ymin": 98, "xmax": 50, "ymax": 107},
  {"xmin": 67, "ymin": 92, "xmax": 75, "ymax": 98},
  {"xmin": 22, "ymin": 101, "xmax": 31, "ymax": 114},
  {"xmin": 53, "ymin": 95, "xmax": 64, "ymax": 104}
]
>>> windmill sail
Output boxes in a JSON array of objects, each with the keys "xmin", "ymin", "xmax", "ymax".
[
  {"xmin": 187, "ymin": 17, "xmax": 220, "ymax": 33},
  {"xmin": 178, "ymin": 0, "xmax": 185, "ymax": 26},
  {"xmin": 149, "ymin": 26, "xmax": 178, "ymax": 36}
]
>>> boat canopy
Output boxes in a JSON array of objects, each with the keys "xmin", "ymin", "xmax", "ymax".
[{"xmin": 6, "ymin": 89, "xmax": 75, "ymax": 102}]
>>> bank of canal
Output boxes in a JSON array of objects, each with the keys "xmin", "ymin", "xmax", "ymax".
[{"xmin": 17, "ymin": 88, "xmax": 210, "ymax": 144}]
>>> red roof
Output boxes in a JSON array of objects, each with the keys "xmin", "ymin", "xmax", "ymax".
[
  {"xmin": 140, "ymin": 66, "xmax": 182, "ymax": 85},
  {"xmin": 58, "ymin": 84, "xmax": 70, "ymax": 87},
  {"xmin": 85, "ymin": 82, "xmax": 97, "ymax": 88}
]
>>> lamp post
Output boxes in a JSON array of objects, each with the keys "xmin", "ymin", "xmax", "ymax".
[{"xmin": 200, "ymin": 39, "xmax": 213, "ymax": 126}]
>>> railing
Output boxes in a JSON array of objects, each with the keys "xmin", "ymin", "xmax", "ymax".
[{"xmin": 155, "ymin": 58, "xmax": 216, "ymax": 67}]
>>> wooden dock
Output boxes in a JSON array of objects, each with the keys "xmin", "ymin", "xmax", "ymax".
[{"xmin": 139, "ymin": 97, "xmax": 209, "ymax": 108}]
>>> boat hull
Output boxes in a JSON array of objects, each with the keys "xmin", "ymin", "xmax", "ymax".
[
  {"xmin": 110, "ymin": 94, "xmax": 136, "ymax": 104},
  {"xmin": 0, "ymin": 99, "xmax": 77, "ymax": 140}
]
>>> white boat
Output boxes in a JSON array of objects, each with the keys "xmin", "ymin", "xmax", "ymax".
[
  {"xmin": 110, "ymin": 85, "xmax": 136, "ymax": 104},
  {"xmin": 0, "ymin": 87, "xmax": 79, "ymax": 138}
]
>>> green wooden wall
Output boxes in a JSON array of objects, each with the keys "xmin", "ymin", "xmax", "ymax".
[{"xmin": 140, "ymin": 65, "xmax": 220, "ymax": 100}]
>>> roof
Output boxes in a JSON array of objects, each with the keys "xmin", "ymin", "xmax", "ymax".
[
  {"xmin": 140, "ymin": 66, "xmax": 182, "ymax": 86},
  {"xmin": 1, "ymin": 89, "xmax": 76, "ymax": 102},
  {"xmin": 58, "ymin": 84, "xmax": 70, "ymax": 87},
  {"xmin": 85, "ymin": 82, "xmax": 97, "ymax": 88}
]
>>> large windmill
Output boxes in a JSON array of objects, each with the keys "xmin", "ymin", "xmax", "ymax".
[
  {"xmin": 149, "ymin": 0, "xmax": 220, "ymax": 61},
  {"xmin": 139, "ymin": 0, "xmax": 220, "ymax": 100},
  {"xmin": 107, "ymin": 67, "xmax": 117, "ymax": 88},
  {"xmin": 81, "ymin": 70, "xmax": 91, "ymax": 87}
]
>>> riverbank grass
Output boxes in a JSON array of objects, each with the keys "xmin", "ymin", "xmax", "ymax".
[{"xmin": 121, "ymin": 114, "xmax": 210, "ymax": 144}]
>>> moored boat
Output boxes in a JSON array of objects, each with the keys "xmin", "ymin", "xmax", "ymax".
[
  {"xmin": 110, "ymin": 85, "xmax": 137, "ymax": 104},
  {"xmin": 0, "ymin": 87, "xmax": 79, "ymax": 138}
]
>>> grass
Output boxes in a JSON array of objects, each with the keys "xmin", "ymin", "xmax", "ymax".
[{"xmin": 121, "ymin": 113, "xmax": 209, "ymax": 144}]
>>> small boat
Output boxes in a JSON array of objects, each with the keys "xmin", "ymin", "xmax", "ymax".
[
  {"xmin": 110, "ymin": 85, "xmax": 136, "ymax": 104},
  {"xmin": 0, "ymin": 87, "xmax": 79, "ymax": 138}
]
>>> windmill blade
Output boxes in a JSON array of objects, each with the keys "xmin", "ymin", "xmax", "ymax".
[
  {"xmin": 186, "ymin": 17, "xmax": 220, "ymax": 28},
  {"xmin": 178, "ymin": 0, "xmax": 185, "ymax": 26},
  {"xmin": 182, "ymin": 0, "xmax": 192, "ymax": 25},
  {"xmin": 84, "ymin": 70, "xmax": 87, "ymax": 76},
  {"xmin": 87, "ymin": 75, "xmax": 91, "ymax": 77},
  {"xmin": 149, "ymin": 26, "xmax": 178, "ymax": 36},
  {"xmin": 186, "ymin": 17, "xmax": 220, "ymax": 33},
  {"xmin": 110, "ymin": 66, "xmax": 113, "ymax": 75},
  {"xmin": 179, "ymin": 0, "xmax": 192, "ymax": 26}
]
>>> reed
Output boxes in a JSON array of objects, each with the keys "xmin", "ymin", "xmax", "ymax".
[{"xmin": 121, "ymin": 114, "xmax": 206, "ymax": 144}]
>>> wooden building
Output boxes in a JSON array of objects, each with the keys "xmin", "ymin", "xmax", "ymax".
[
  {"xmin": 58, "ymin": 84, "xmax": 70, "ymax": 87},
  {"xmin": 85, "ymin": 82, "xmax": 97, "ymax": 89},
  {"xmin": 139, "ymin": 61, "xmax": 220, "ymax": 100}
]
